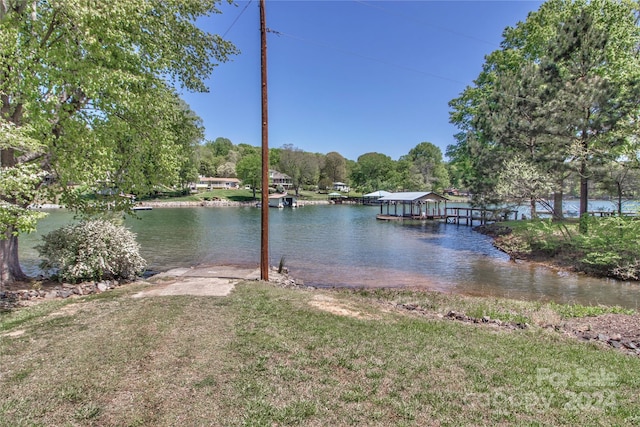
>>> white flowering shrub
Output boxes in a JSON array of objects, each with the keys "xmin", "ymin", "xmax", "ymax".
[{"xmin": 37, "ymin": 220, "xmax": 147, "ymax": 283}]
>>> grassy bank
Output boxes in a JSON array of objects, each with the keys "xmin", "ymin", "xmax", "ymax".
[
  {"xmin": 488, "ymin": 216, "xmax": 640, "ymax": 280},
  {"xmin": 2, "ymin": 283, "xmax": 640, "ymax": 426}
]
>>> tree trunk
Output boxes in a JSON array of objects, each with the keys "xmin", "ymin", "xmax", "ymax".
[
  {"xmin": 0, "ymin": 228, "xmax": 28, "ymax": 288},
  {"xmin": 616, "ymin": 181, "xmax": 623, "ymax": 215},
  {"xmin": 553, "ymin": 189, "xmax": 564, "ymax": 221},
  {"xmin": 579, "ymin": 160, "xmax": 589, "ymax": 234},
  {"xmin": 579, "ymin": 161, "xmax": 588, "ymax": 216},
  {"xmin": 529, "ymin": 198, "xmax": 537, "ymax": 219}
]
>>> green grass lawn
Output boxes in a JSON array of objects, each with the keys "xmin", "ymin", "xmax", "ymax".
[{"xmin": 1, "ymin": 283, "xmax": 639, "ymax": 426}]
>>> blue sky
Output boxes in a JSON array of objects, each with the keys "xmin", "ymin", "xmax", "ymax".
[{"xmin": 180, "ymin": 0, "xmax": 543, "ymax": 161}]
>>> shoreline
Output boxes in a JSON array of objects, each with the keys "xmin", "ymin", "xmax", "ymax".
[
  {"xmin": 31, "ymin": 199, "xmax": 332, "ymax": 210},
  {"xmin": 137, "ymin": 199, "xmax": 331, "ymax": 208}
]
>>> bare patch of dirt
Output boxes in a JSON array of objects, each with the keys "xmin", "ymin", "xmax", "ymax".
[
  {"xmin": 48, "ymin": 303, "xmax": 83, "ymax": 317},
  {"xmin": 308, "ymin": 294, "xmax": 376, "ymax": 319},
  {"xmin": 2, "ymin": 329, "xmax": 25, "ymax": 338}
]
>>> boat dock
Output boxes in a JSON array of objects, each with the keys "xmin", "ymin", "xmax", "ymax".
[{"xmin": 374, "ymin": 191, "xmax": 519, "ymax": 226}]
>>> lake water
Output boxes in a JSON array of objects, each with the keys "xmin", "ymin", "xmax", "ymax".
[{"xmin": 18, "ymin": 204, "xmax": 640, "ymax": 309}]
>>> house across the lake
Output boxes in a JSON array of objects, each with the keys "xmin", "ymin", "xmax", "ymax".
[
  {"xmin": 269, "ymin": 170, "xmax": 293, "ymax": 190},
  {"xmin": 193, "ymin": 176, "xmax": 240, "ymax": 191},
  {"xmin": 332, "ymin": 182, "xmax": 350, "ymax": 192}
]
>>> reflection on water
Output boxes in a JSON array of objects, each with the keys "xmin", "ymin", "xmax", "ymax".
[{"xmin": 18, "ymin": 205, "xmax": 640, "ymax": 309}]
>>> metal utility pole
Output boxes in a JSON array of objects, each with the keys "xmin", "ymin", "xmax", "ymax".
[{"xmin": 260, "ymin": 0, "xmax": 269, "ymax": 281}]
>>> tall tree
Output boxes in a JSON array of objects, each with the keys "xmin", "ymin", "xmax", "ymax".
[
  {"xmin": 278, "ymin": 144, "xmax": 319, "ymax": 196},
  {"xmin": 394, "ymin": 158, "xmax": 423, "ymax": 191},
  {"xmin": 350, "ymin": 152, "xmax": 396, "ymax": 193},
  {"xmin": 173, "ymin": 101, "xmax": 205, "ymax": 189},
  {"xmin": 196, "ymin": 145, "xmax": 218, "ymax": 177},
  {"xmin": 448, "ymin": 0, "xmax": 640, "ymax": 219},
  {"xmin": 236, "ymin": 153, "xmax": 261, "ymax": 199},
  {"xmin": 597, "ymin": 153, "xmax": 640, "ymax": 215},
  {"xmin": 481, "ymin": 61, "xmax": 564, "ymax": 217},
  {"xmin": 0, "ymin": 0, "xmax": 237, "ymax": 285},
  {"xmin": 322, "ymin": 151, "xmax": 347, "ymax": 184},
  {"xmin": 208, "ymin": 137, "xmax": 233, "ymax": 157},
  {"xmin": 401, "ymin": 142, "xmax": 450, "ymax": 191},
  {"xmin": 237, "ymin": 143, "xmax": 259, "ymax": 157},
  {"xmin": 542, "ymin": 8, "xmax": 640, "ymax": 217}
]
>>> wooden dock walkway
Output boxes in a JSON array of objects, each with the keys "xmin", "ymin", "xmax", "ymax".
[
  {"xmin": 444, "ymin": 207, "xmax": 519, "ymax": 226},
  {"xmin": 376, "ymin": 207, "xmax": 517, "ymax": 226},
  {"xmin": 377, "ymin": 206, "xmax": 636, "ymax": 226}
]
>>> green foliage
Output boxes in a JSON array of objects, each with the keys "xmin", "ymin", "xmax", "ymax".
[
  {"xmin": 496, "ymin": 220, "xmax": 569, "ymax": 259},
  {"xmin": 0, "ymin": 123, "xmax": 48, "ymax": 237},
  {"xmin": 36, "ymin": 220, "xmax": 146, "ymax": 283},
  {"xmin": 278, "ymin": 144, "xmax": 320, "ymax": 196},
  {"xmin": 499, "ymin": 216, "xmax": 640, "ymax": 280},
  {"xmin": 400, "ymin": 142, "xmax": 450, "ymax": 191},
  {"xmin": 350, "ymin": 152, "xmax": 396, "ymax": 193},
  {"xmin": 236, "ymin": 153, "xmax": 262, "ymax": 192},
  {"xmin": 321, "ymin": 152, "xmax": 347, "ymax": 184},
  {"xmin": 493, "ymin": 233, "xmax": 532, "ymax": 259},
  {"xmin": 574, "ymin": 216, "xmax": 640, "ymax": 279},
  {"xmin": 207, "ymin": 137, "xmax": 234, "ymax": 157},
  {"xmin": 0, "ymin": 0, "xmax": 237, "ymax": 283},
  {"xmin": 0, "ymin": 163, "xmax": 49, "ymax": 232},
  {"xmin": 0, "ymin": 202, "xmax": 47, "ymax": 237},
  {"xmin": 495, "ymin": 155, "xmax": 554, "ymax": 216}
]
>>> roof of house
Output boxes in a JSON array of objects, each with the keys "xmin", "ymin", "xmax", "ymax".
[
  {"xmin": 378, "ymin": 191, "xmax": 449, "ymax": 202},
  {"xmin": 269, "ymin": 170, "xmax": 292, "ymax": 180},
  {"xmin": 269, "ymin": 193, "xmax": 296, "ymax": 199}
]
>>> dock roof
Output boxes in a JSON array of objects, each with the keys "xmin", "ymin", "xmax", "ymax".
[
  {"xmin": 378, "ymin": 191, "xmax": 449, "ymax": 202},
  {"xmin": 363, "ymin": 190, "xmax": 393, "ymax": 198}
]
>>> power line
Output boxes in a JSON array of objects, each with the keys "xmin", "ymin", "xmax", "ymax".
[{"xmin": 222, "ymin": 0, "xmax": 253, "ymax": 39}]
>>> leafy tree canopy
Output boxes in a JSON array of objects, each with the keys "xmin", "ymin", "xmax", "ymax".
[
  {"xmin": 0, "ymin": 0, "xmax": 237, "ymax": 284},
  {"xmin": 448, "ymin": 0, "xmax": 640, "ymax": 215}
]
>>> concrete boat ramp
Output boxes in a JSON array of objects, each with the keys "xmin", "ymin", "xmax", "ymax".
[{"xmin": 133, "ymin": 265, "xmax": 262, "ymax": 298}]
